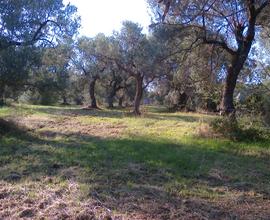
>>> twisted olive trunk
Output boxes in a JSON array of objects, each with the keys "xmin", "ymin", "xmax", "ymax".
[
  {"xmin": 107, "ymin": 95, "xmax": 114, "ymax": 108},
  {"xmin": 62, "ymin": 95, "xmax": 68, "ymax": 105},
  {"xmin": 118, "ymin": 96, "xmax": 124, "ymax": 108},
  {"xmin": 0, "ymin": 84, "xmax": 5, "ymax": 106},
  {"xmin": 221, "ymin": 18, "xmax": 255, "ymax": 115},
  {"xmin": 89, "ymin": 78, "xmax": 98, "ymax": 108},
  {"xmin": 107, "ymin": 82, "xmax": 118, "ymax": 108},
  {"xmin": 221, "ymin": 52, "xmax": 253, "ymax": 115},
  {"xmin": 220, "ymin": 62, "xmax": 239, "ymax": 114},
  {"xmin": 133, "ymin": 75, "xmax": 143, "ymax": 115}
]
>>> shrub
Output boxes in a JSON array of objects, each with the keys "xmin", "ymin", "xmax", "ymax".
[
  {"xmin": 210, "ymin": 116, "xmax": 240, "ymax": 140},
  {"xmin": 210, "ymin": 115, "xmax": 268, "ymax": 141},
  {"xmin": 263, "ymin": 95, "xmax": 270, "ymax": 126}
]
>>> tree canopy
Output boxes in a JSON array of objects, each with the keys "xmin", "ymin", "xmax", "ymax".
[{"xmin": 150, "ymin": 0, "xmax": 270, "ymax": 114}]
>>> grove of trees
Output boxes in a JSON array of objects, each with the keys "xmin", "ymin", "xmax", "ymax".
[{"xmin": 0, "ymin": 0, "xmax": 270, "ymax": 122}]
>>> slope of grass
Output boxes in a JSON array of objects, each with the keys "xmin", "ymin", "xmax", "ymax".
[{"xmin": 0, "ymin": 104, "xmax": 269, "ymax": 219}]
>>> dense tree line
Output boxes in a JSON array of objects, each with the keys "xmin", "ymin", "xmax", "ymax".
[{"xmin": 0, "ymin": 0, "xmax": 269, "ymax": 124}]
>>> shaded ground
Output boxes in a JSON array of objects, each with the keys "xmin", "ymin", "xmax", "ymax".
[{"xmin": 0, "ymin": 104, "xmax": 270, "ymax": 219}]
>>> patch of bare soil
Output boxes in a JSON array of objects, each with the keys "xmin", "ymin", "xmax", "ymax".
[
  {"xmin": 11, "ymin": 115, "xmax": 126, "ymax": 139},
  {"xmin": 81, "ymin": 106, "xmax": 102, "ymax": 110},
  {"xmin": 219, "ymin": 194, "xmax": 270, "ymax": 220},
  {"xmin": 7, "ymin": 115, "xmax": 55, "ymax": 131},
  {"xmin": 0, "ymin": 179, "xmax": 110, "ymax": 220}
]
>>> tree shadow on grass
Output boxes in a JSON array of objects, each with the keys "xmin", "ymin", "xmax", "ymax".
[
  {"xmin": 21, "ymin": 105, "xmax": 127, "ymax": 118},
  {"xmin": 19, "ymin": 105, "xmax": 209, "ymax": 124},
  {"xmin": 144, "ymin": 113, "xmax": 204, "ymax": 123},
  {"xmin": 1, "ymin": 128, "xmax": 270, "ymax": 219}
]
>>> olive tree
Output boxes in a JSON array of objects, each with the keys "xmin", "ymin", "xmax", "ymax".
[
  {"xmin": 73, "ymin": 35, "xmax": 109, "ymax": 108},
  {"xmin": 150, "ymin": 0, "xmax": 270, "ymax": 115},
  {"xmin": 0, "ymin": 0, "xmax": 79, "ymax": 50},
  {"xmin": 106, "ymin": 21, "xmax": 169, "ymax": 115},
  {"xmin": 0, "ymin": 0, "xmax": 80, "ymax": 105}
]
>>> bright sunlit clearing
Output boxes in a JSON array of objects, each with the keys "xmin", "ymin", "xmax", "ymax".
[{"xmin": 64, "ymin": 0, "xmax": 152, "ymax": 37}]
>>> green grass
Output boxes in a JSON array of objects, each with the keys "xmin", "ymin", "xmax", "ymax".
[{"xmin": 0, "ymin": 104, "xmax": 270, "ymax": 219}]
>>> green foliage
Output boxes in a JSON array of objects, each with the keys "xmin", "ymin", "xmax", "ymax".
[
  {"xmin": 0, "ymin": 0, "xmax": 80, "ymax": 105},
  {"xmin": 235, "ymin": 84, "xmax": 270, "ymax": 126},
  {"xmin": 211, "ymin": 116, "xmax": 240, "ymax": 140},
  {"xmin": 0, "ymin": 0, "xmax": 80, "ymax": 49},
  {"xmin": 263, "ymin": 95, "xmax": 270, "ymax": 126},
  {"xmin": 0, "ymin": 46, "xmax": 37, "ymax": 97},
  {"xmin": 237, "ymin": 92, "xmax": 264, "ymax": 113},
  {"xmin": 211, "ymin": 115, "xmax": 269, "ymax": 141}
]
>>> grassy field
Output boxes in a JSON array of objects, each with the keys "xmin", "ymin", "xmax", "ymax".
[{"xmin": 0, "ymin": 104, "xmax": 270, "ymax": 219}]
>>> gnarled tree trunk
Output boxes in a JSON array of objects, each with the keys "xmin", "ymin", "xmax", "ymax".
[
  {"xmin": 107, "ymin": 94, "xmax": 114, "ymax": 108},
  {"xmin": 62, "ymin": 95, "xmax": 68, "ymax": 105},
  {"xmin": 221, "ymin": 13, "xmax": 256, "ymax": 116},
  {"xmin": 107, "ymin": 81, "xmax": 118, "ymax": 108},
  {"xmin": 133, "ymin": 75, "xmax": 143, "ymax": 115},
  {"xmin": 178, "ymin": 92, "xmax": 188, "ymax": 110},
  {"xmin": 118, "ymin": 96, "xmax": 123, "ymax": 108},
  {"xmin": 89, "ymin": 78, "xmax": 98, "ymax": 108},
  {"xmin": 0, "ymin": 84, "xmax": 5, "ymax": 106},
  {"xmin": 221, "ymin": 42, "xmax": 254, "ymax": 115},
  {"xmin": 220, "ymin": 64, "xmax": 239, "ymax": 114}
]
